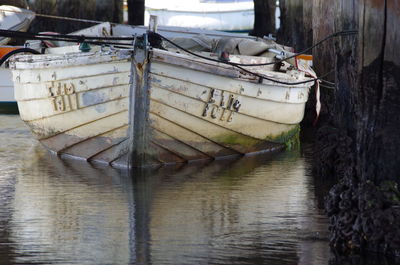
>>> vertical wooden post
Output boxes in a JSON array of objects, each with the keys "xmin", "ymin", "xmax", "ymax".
[
  {"xmin": 357, "ymin": 0, "xmax": 400, "ymax": 183},
  {"xmin": 0, "ymin": 0, "xmax": 27, "ymax": 8},
  {"xmin": 127, "ymin": 0, "xmax": 145, "ymax": 25},
  {"xmin": 332, "ymin": 0, "xmax": 358, "ymax": 132},
  {"xmin": 277, "ymin": 0, "xmax": 307, "ymax": 50},
  {"xmin": 95, "ymin": 0, "xmax": 123, "ymax": 24},
  {"xmin": 27, "ymin": 0, "xmax": 122, "ymax": 33},
  {"xmin": 250, "ymin": 0, "xmax": 275, "ymax": 37},
  {"xmin": 312, "ymin": 0, "xmax": 335, "ymax": 78},
  {"xmin": 324, "ymin": 0, "xmax": 400, "ymax": 256}
]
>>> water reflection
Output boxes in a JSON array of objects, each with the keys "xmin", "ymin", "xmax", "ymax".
[
  {"xmin": 132, "ymin": 151, "xmax": 330, "ymax": 265},
  {"xmin": 2, "ymin": 114, "xmax": 394, "ymax": 265}
]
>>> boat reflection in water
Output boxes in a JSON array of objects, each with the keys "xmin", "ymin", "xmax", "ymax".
[{"xmin": 5, "ymin": 124, "xmax": 330, "ymax": 264}]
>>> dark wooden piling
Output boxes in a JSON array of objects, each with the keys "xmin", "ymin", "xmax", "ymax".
[
  {"xmin": 127, "ymin": 0, "xmax": 145, "ymax": 25},
  {"xmin": 311, "ymin": 0, "xmax": 335, "ymax": 79},
  {"xmin": 356, "ymin": 0, "xmax": 400, "ymax": 184},
  {"xmin": 27, "ymin": 0, "xmax": 123, "ymax": 33},
  {"xmin": 0, "ymin": 0, "xmax": 27, "ymax": 8},
  {"xmin": 277, "ymin": 0, "xmax": 311, "ymax": 51},
  {"xmin": 250, "ymin": 0, "xmax": 276, "ymax": 37},
  {"xmin": 300, "ymin": 0, "xmax": 400, "ymax": 258},
  {"xmin": 275, "ymin": 0, "xmax": 400, "ymax": 257}
]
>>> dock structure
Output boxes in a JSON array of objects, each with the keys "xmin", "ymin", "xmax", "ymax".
[{"xmin": 281, "ymin": 0, "xmax": 400, "ymax": 257}]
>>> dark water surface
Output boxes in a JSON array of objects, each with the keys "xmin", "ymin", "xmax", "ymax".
[{"xmin": 0, "ymin": 114, "xmax": 395, "ymax": 265}]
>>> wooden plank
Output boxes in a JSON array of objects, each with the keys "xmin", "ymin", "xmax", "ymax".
[
  {"xmin": 15, "ymin": 71, "xmax": 130, "ymax": 101},
  {"xmin": 150, "ymin": 100, "xmax": 283, "ymax": 153},
  {"xmin": 151, "ymin": 50, "xmax": 241, "ymax": 79},
  {"xmin": 151, "ymin": 129, "xmax": 212, "ymax": 161},
  {"xmin": 149, "ymin": 112, "xmax": 239, "ymax": 158},
  {"xmin": 18, "ymin": 85, "xmax": 129, "ymax": 121},
  {"xmin": 41, "ymin": 111, "xmax": 128, "ymax": 152},
  {"xmin": 26, "ymin": 97, "xmax": 128, "ymax": 139},
  {"xmin": 150, "ymin": 75, "xmax": 307, "ymax": 124},
  {"xmin": 90, "ymin": 139, "xmax": 130, "ymax": 165},
  {"xmin": 150, "ymin": 68, "xmax": 308, "ymax": 104},
  {"xmin": 62, "ymin": 126, "xmax": 129, "ymax": 159},
  {"xmin": 150, "ymin": 86, "xmax": 298, "ymax": 140}
]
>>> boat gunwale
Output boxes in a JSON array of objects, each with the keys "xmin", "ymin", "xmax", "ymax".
[
  {"xmin": 151, "ymin": 48, "xmax": 314, "ymax": 87},
  {"xmin": 9, "ymin": 50, "xmax": 131, "ymax": 70},
  {"xmin": 10, "ymin": 45, "xmax": 313, "ymax": 89}
]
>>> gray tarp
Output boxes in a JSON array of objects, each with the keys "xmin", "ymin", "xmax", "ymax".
[{"xmin": 163, "ymin": 35, "xmax": 287, "ymax": 56}]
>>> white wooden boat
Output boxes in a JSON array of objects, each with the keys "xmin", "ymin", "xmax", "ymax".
[
  {"xmin": 0, "ymin": 5, "xmax": 35, "ymax": 113},
  {"xmin": 144, "ymin": 0, "xmax": 254, "ymax": 32},
  {"xmin": 9, "ymin": 22, "xmax": 314, "ymax": 168}
]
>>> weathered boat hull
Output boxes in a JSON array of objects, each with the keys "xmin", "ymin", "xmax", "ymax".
[
  {"xmin": 12, "ymin": 51, "xmax": 131, "ymax": 167},
  {"xmin": 11, "ymin": 42, "xmax": 312, "ymax": 168},
  {"xmin": 135, "ymin": 50, "xmax": 308, "ymax": 166}
]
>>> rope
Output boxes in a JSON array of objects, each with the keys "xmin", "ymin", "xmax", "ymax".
[
  {"xmin": 151, "ymin": 31, "xmax": 338, "ymax": 85},
  {"xmin": 320, "ymin": 79, "xmax": 336, "ymax": 86},
  {"xmin": 0, "ymin": 29, "xmax": 133, "ymax": 46},
  {"xmin": 320, "ymin": 83, "xmax": 336, "ymax": 90},
  {"xmin": 0, "ymin": 26, "xmax": 355, "ymax": 85},
  {"xmin": 0, "ymin": 29, "xmax": 328, "ymax": 85},
  {"xmin": 1, "ymin": 9, "xmax": 104, "ymax": 24},
  {"xmin": 153, "ymin": 30, "xmax": 358, "ymax": 67}
]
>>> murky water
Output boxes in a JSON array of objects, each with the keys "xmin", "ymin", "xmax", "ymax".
[{"xmin": 1, "ymin": 114, "xmax": 393, "ymax": 265}]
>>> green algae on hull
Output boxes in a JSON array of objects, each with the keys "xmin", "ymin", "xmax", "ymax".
[
  {"xmin": 264, "ymin": 125, "xmax": 301, "ymax": 150},
  {"xmin": 212, "ymin": 125, "xmax": 300, "ymax": 152}
]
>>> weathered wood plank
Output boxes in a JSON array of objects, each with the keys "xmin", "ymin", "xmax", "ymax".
[
  {"xmin": 149, "ymin": 113, "xmax": 239, "ymax": 158},
  {"xmin": 150, "ymin": 77, "xmax": 306, "ymax": 124},
  {"xmin": 18, "ymin": 85, "xmax": 129, "ymax": 121},
  {"xmin": 151, "ymin": 129, "xmax": 212, "ymax": 161},
  {"xmin": 14, "ymin": 72, "xmax": 130, "ymax": 101},
  {"xmin": 62, "ymin": 126, "xmax": 129, "ymax": 159},
  {"xmin": 150, "ymin": 86, "xmax": 299, "ymax": 139},
  {"xmin": 27, "ymin": 97, "xmax": 128, "ymax": 139},
  {"xmin": 150, "ymin": 65, "xmax": 309, "ymax": 103},
  {"xmin": 41, "ymin": 111, "xmax": 128, "ymax": 152}
]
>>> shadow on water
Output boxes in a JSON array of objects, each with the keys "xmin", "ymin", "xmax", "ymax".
[{"xmin": 1, "ymin": 115, "xmax": 400, "ymax": 265}]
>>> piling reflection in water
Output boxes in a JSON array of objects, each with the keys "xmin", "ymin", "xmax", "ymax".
[{"xmin": 1, "ymin": 115, "xmax": 335, "ymax": 264}]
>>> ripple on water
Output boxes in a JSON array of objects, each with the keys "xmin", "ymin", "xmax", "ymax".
[{"xmin": 1, "ymin": 114, "xmax": 396, "ymax": 265}]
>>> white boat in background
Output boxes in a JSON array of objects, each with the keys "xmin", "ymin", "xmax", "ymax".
[
  {"xmin": 0, "ymin": 5, "xmax": 35, "ymax": 113},
  {"xmin": 0, "ymin": 5, "xmax": 35, "ymax": 45},
  {"xmin": 144, "ymin": 0, "xmax": 254, "ymax": 32},
  {"xmin": 9, "ymin": 21, "xmax": 315, "ymax": 168},
  {"xmin": 0, "ymin": 60, "xmax": 15, "ymax": 113}
]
